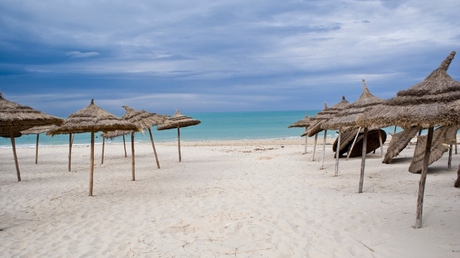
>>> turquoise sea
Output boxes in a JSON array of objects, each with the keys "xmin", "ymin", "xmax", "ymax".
[{"xmin": 0, "ymin": 110, "xmax": 400, "ymax": 148}]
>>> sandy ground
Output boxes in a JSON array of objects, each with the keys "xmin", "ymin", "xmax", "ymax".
[{"xmin": 0, "ymin": 137, "xmax": 459, "ymax": 257}]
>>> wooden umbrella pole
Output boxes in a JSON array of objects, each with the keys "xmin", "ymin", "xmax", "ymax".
[
  {"xmin": 347, "ymin": 127, "xmax": 361, "ymax": 160},
  {"xmin": 358, "ymin": 127, "xmax": 368, "ymax": 193},
  {"xmin": 148, "ymin": 128, "xmax": 160, "ymax": 169},
  {"xmin": 101, "ymin": 137, "xmax": 105, "ymax": 164},
  {"xmin": 35, "ymin": 134, "xmax": 39, "ymax": 164},
  {"xmin": 378, "ymin": 130, "xmax": 384, "ymax": 157},
  {"xmin": 131, "ymin": 132, "xmax": 135, "ymax": 181},
  {"xmin": 177, "ymin": 127, "xmax": 181, "ymax": 162},
  {"xmin": 334, "ymin": 128, "xmax": 341, "ymax": 176},
  {"xmin": 68, "ymin": 133, "xmax": 73, "ymax": 172},
  {"xmin": 311, "ymin": 134, "xmax": 318, "ymax": 161},
  {"xmin": 304, "ymin": 134, "xmax": 308, "ymax": 154},
  {"xmin": 89, "ymin": 131, "xmax": 95, "ymax": 196},
  {"xmin": 320, "ymin": 130, "xmax": 327, "ymax": 170},
  {"xmin": 415, "ymin": 127, "xmax": 433, "ymax": 228},
  {"xmin": 123, "ymin": 135, "xmax": 127, "ymax": 157},
  {"xmin": 10, "ymin": 133, "xmax": 21, "ymax": 182},
  {"xmin": 448, "ymin": 144, "xmax": 453, "ymax": 171}
]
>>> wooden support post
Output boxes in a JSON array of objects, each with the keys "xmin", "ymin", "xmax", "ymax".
[
  {"xmin": 448, "ymin": 144, "xmax": 452, "ymax": 171},
  {"xmin": 123, "ymin": 135, "xmax": 127, "ymax": 157},
  {"xmin": 89, "ymin": 132, "xmax": 95, "ymax": 196},
  {"xmin": 347, "ymin": 127, "xmax": 361, "ymax": 160},
  {"xmin": 10, "ymin": 133, "xmax": 21, "ymax": 182},
  {"xmin": 68, "ymin": 134, "xmax": 73, "ymax": 172},
  {"xmin": 177, "ymin": 127, "xmax": 182, "ymax": 162},
  {"xmin": 101, "ymin": 137, "xmax": 105, "ymax": 164},
  {"xmin": 131, "ymin": 132, "xmax": 135, "ymax": 181},
  {"xmin": 358, "ymin": 127, "xmax": 368, "ymax": 193},
  {"xmin": 148, "ymin": 128, "xmax": 160, "ymax": 169},
  {"xmin": 335, "ymin": 128, "xmax": 341, "ymax": 177},
  {"xmin": 415, "ymin": 127, "xmax": 433, "ymax": 228},
  {"xmin": 320, "ymin": 130, "xmax": 327, "ymax": 170},
  {"xmin": 311, "ymin": 134, "xmax": 318, "ymax": 161},
  {"xmin": 35, "ymin": 134, "xmax": 39, "ymax": 164}
]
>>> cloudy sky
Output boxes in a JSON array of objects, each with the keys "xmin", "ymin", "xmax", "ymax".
[{"xmin": 1, "ymin": 0, "xmax": 459, "ymax": 117}]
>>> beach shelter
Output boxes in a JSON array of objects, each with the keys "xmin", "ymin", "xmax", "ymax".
[
  {"xmin": 302, "ymin": 103, "xmax": 327, "ymax": 161},
  {"xmin": 120, "ymin": 106, "xmax": 166, "ymax": 180},
  {"xmin": 288, "ymin": 114, "xmax": 312, "ymax": 153},
  {"xmin": 157, "ymin": 110, "xmax": 200, "ymax": 162},
  {"xmin": 20, "ymin": 125, "xmax": 54, "ymax": 164},
  {"xmin": 101, "ymin": 130, "xmax": 131, "ymax": 162},
  {"xmin": 357, "ymin": 51, "xmax": 460, "ymax": 228},
  {"xmin": 303, "ymin": 96, "xmax": 350, "ymax": 169},
  {"xmin": 0, "ymin": 92, "xmax": 63, "ymax": 181},
  {"xmin": 47, "ymin": 99, "xmax": 140, "ymax": 196},
  {"xmin": 322, "ymin": 79, "xmax": 386, "ymax": 177}
]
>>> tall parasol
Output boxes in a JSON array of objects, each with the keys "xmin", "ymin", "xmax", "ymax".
[
  {"xmin": 322, "ymin": 79, "xmax": 386, "ymax": 179},
  {"xmin": 48, "ymin": 99, "xmax": 140, "ymax": 196},
  {"xmin": 357, "ymin": 51, "xmax": 460, "ymax": 228},
  {"xmin": 0, "ymin": 92, "xmax": 63, "ymax": 181},
  {"xmin": 120, "ymin": 106, "xmax": 166, "ymax": 180},
  {"xmin": 303, "ymin": 96, "xmax": 350, "ymax": 169},
  {"xmin": 157, "ymin": 110, "xmax": 200, "ymax": 162}
]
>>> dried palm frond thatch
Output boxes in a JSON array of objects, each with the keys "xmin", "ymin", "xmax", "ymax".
[
  {"xmin": 357, "ymin": 51, "xmax": 460, "ymax": 228},
  {"xmin": 383, "ymin": 127, "xmax": 420, "ymax": 164},
  {"xmin": 48, "ymin": 99, "xmax": 141, "ymax": 196},
  {"xmin": 157, "ymin": 110, "xmax": 200, "ymax": 162},
  {"xmin": 408, "ymin": 126, "xmax": 457, "ymax": 173},
  {"xmin": 0, "ymin": 92, "xmax": 63, "ymax": 181}
]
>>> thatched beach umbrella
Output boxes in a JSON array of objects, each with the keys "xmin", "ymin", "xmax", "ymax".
[
  {"xmin": 357, "ymin": 51, "xmax": 460, "ymax": 228},
  {"xmin": 288, "ymin": 114, "xmax": 312, "ymax": 153},
  {"xmin": 0, "ymin": 93, "xmax": 63, "ymax": 181},
  {"xmin": 20, "ymin": 125, "xmax": 54, "ymax": 164},
  {"xmin": 157, "ymin": 110, "xmax": 200, "ymax": 162},
  {"xmin": 101, "ymin": 130, "xmax": 131, "ymax": 162},
  {"xmin": 119, "ymin": 106, "xmax": 166, "ymax": 180},
  {"xmin": 48, "ymin": 99, "xmax": 140, "ymax": 196},
  {"xmin": 304, "ymin": 96, "xmax": 350, "ymax": 170},
  {"xmin": 322, "ymin": 79, "xmax": 386, "ymax": 178},
  {"xmin": 302, "ymin": 103, "xmax": 327, "ymax": 161}
]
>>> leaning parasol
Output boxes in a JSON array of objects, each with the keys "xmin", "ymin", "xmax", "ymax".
[
  {"xmin": 119, "ymin": 105, "xmax": 166, "ymax": 180},
  {"xmin": 157, "ymin": 110, "xmax": 200, "ymax": 162},
  {"xmin": 48, "ymin": 99, "xmax": 140, "ymax": 196},
  {"xmin": 0, "ymin": 92, "xmax": 63, "ymax": 181},
  {"xmin": 357, "ymin": 51, "xmax": 460, "ymax": 228},
  {"xmin": 303, "ymin": 96, "xmax": 350, "ymax": 169}
]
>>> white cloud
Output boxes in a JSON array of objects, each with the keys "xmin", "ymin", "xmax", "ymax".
[{"xmin": 66, "ymin": 51, "xmax": 100, "ymax": 58}]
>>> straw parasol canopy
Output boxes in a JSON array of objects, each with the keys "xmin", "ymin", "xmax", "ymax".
[
  {"xmin": 302, "ymin": 97, "xmax": 350, "ymax": 170},
  {"xmin": 0, "ymin": 92, "xmax": 63, "ymax": 181},
  {"xmin": 357, "ymin": 51, "xmax": 460, "ymax": 228},
  {"xmin": 288, "ymin": 114, "xmax": 312, "ymax": 153},
  {"xmin": 48, "ymin": 99, "xmax": 141, "ymax": 196},
  {"xmin": 383, "ymin": 127, "xmax": 420, "ymax": 164},
  {"xmin": 157, "ymin": 110, "xmax": 201, "ymax": 162},
  {"xmin": 323, "ymin": 81, "xmax": 386, "ymax": 176},
  {"xmin": 304, "ymin": 96, "xmax": 350, "ymax": 137},
  {"xmin": 116, "ymin": 105, "xmax": 167, "ymax": 180}
]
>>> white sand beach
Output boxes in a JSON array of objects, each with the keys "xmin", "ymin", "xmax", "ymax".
[{"xmin": 1, "ymin": 138, "xmax": 459, "ymax": 257}]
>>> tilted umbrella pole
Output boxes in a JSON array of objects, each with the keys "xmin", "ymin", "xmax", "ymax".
[
  {"xmin": 148, "ymin": 128, "xmax": 160, "ymax": 169},
  {"xmin": 9, "ymin": 129, "xmax": 21, "ymax": 182}
]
